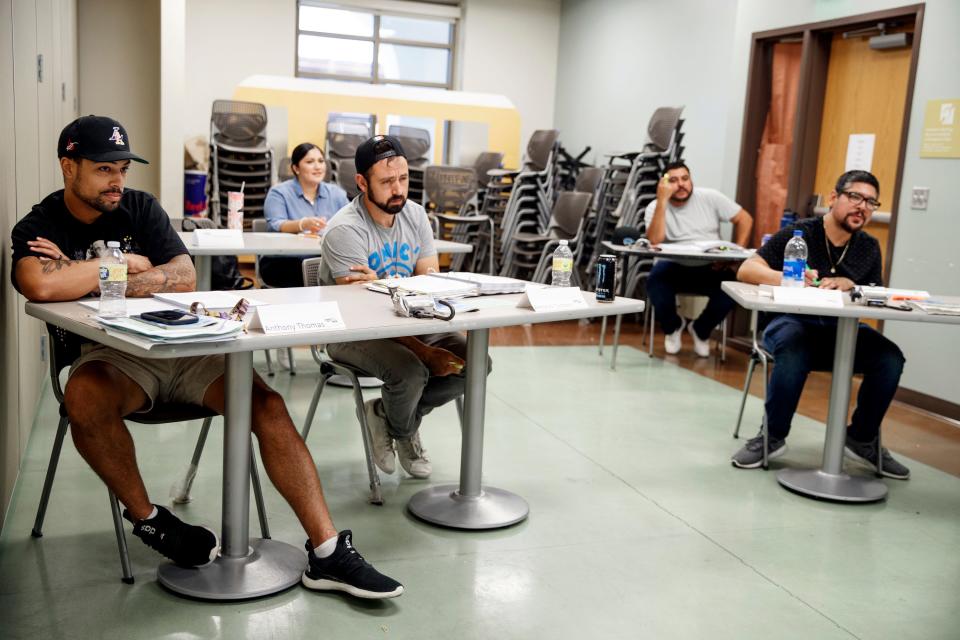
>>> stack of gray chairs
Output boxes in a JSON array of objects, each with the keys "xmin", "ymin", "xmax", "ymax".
[
  {"xmin": 208, "ymin": 100, "xmax": 273, "ymax": 227},
  {"xmin": 481, "ymin": 129, "xmax": 560, "ymax": 273},
  {"xmin": 325, "ymin": 114, "xmax": 375, "ymax": 199},
  {"xmin": 388, "ymin": 125, "xmax": 431, "ymax": 205},
  {"xmin": 424, "ymin": 165, "xmax": 495, "ymax": 274}
]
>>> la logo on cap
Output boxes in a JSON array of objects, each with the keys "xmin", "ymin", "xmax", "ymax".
[{"xmin": 108, "ymin": 126, "xmax": 125, "ymax": 146}]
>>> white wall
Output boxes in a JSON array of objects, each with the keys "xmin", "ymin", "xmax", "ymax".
[
  {"xmin": 459, "ymin": 0, "xmax": 561, "ymax": 163},
  {"xmin": 554, "ymin": 0, "xmax": 738, "ymax": 188},
  {"xmin": 77, "ymin": 0, "xmax": 160, "ymax": 196},
  {"xmin": 0, "ymin": 0, "xmax": 77, "ymax": 529}
]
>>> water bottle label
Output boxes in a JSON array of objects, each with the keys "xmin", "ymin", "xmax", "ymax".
[
  {"xmin": 100, "ymin": 264, "xmax": 127, "ymax": 282},
  {"xmin": 783, "ymin": 259, "xmax": 805, "ymax": 282},
  {"xmin": 552, "ymin": 257, "xmax": 573, "ymax": 273}
]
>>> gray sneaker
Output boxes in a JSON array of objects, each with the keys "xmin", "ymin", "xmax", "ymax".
[
  {"xmin": 731, "ymin": 431, "xmax": 787, "ymax": 469},
  {"xmin": 396, "ymin": 431, "xmax": 431, "ymax": 479},
  {"xmin": 363, "ymin": 399, "xmax": 395, "ymax": 475},
  {"xmin": 844, "ymin": 435, "xmax": 910, "ymax": 480}
]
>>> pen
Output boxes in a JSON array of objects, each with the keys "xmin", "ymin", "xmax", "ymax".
[{"xmin": 805, "ymin": 267, "xmax": 820, "ymax": 286}]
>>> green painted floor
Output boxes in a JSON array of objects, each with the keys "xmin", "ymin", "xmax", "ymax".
[{"xmin": 1, "ymin": 346, "xmax": 958, "ymax": 640}]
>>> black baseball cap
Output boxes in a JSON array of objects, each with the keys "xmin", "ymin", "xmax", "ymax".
[
  {"xmin": 58, "ymin": 115, "xmax": 149, "ymax": 164},
  {"xmin": 355, "ymin": 135, "xmax": 406, "ymax": 175}
]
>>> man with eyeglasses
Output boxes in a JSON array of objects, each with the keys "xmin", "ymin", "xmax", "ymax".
[{"xmin": 731, "ymin": 170, "xmax": 910, "ymax": 478}]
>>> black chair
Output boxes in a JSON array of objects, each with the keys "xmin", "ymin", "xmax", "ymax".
[{"xmin": 33, "ymin": 324, "xmax": 269, "ymax": 583}]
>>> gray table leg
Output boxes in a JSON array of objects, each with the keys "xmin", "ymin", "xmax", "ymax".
[
  {"xmin": 407, "ymin": 329, "xmax": 529, "ymax": 529},
  {"xmin": 777, "ymin": 316, "xmax": 888, "ymax": 502},
  {"xmin": 158, "ymin": 351, "xmax": 305, "ymax": 599},
  {"xmin": 195, "ymin": 255, "xmax": 212, "ymax": 291}
]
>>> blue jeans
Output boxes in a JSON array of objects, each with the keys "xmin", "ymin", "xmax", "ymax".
[
  {"xmin": 762, "ymin": 314, "xmax": 905, "ymax": 442},
  {"xmin": 646, "ymin": 260, "xmax": 737, "ymax": 338}
]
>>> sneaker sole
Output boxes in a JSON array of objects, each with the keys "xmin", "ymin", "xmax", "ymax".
[
  {"xmin": 843, "ymin": 446, "xmax": 910, "ymax": 480},
  {"xmin": 301, "ymin": 574, "xmax": 404, "ymax": 599},
  {"xmin": 731, "ymin": 443, "xmax": 787, "ymax": 469}
]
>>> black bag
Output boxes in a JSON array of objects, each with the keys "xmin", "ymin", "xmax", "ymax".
[{"xmin": 211, "ymin": 255, "xmax": 254, "ymax": 291}]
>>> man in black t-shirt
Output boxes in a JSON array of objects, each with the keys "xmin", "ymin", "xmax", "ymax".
[
  {"xmin": 730, "ymin": 170, "xmax": 910, "ymax": 479},
  {"xmin": 12, "ymin": 116, "xmax": 402, "ymax": 598}
]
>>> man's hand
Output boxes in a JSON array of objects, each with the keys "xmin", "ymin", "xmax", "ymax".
[
  {"xmin": 28, "ymin": 237, "xmax": 68, "ymax": 261},
  {"xmin": 340, "ymin": 264, "xmax": 379, "ymax": 284},
  {"xmin": 124, "ymin": 253, "xmax": 154, "ymax": 274},
  {"xmin": 804, "ymin": 268, "xmax": 820, "ymax": 287},
  {"xmin": 656, "ymin": 175, "xmax": 678, "ymax": 203},
  {"xmin": 818, "ymin": 276, "xmax": 855, "ymax": 291}
]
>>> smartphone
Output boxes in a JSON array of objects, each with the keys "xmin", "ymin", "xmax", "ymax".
[{"xmin": 139, "ymin": 309, "xmax": 199, "ymax": 325}]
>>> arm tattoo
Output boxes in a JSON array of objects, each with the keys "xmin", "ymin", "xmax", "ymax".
[
  {"xmin": 40, "ymin": 258, "xmax": 83, "ymax": 274},
  {"xmin": 126, "ymin": 254, "xmax": 196, "ymax": 296}
]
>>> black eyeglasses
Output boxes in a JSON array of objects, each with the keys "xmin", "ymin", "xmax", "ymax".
[{"xmin": 841, "ymin": 190, "xmax": 881, "ymax": 211}]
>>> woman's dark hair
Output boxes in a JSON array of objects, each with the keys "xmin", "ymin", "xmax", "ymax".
[{"xmin": 290, "ymin": 142, "xmax": 322, "ymax": 175}]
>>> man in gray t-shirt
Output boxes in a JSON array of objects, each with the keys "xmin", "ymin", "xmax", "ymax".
[
  {"xmin": 320, "ymin": 135, "xmax": 489, "ymax": 480},
  {"xmin": 643, "ymin": 162, "xmax": 753, "ymax": 357}
]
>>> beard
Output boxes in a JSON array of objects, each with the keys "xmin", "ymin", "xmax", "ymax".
[
  {"xmin": 670, "ymin": 186, "xmax": 692, "ymax": 205},
  {"xmin": 72, "ymin": 183, "xmax": 122, "ymax": 214},
  {"xmin": 371, "ymin": 193, "xmax": 406, "ymax": 215},
  {"xmin": 839, "ymin": 211, "xmax": 865, "ymax": 233}
]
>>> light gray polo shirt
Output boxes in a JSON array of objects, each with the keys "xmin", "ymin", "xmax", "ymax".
[
  {"xmin": 319, "ymin": 196, "xmax": 437, "ymax": 285},
  {"xmin": 643, "ymin": 187, "xmax": 741, "ymax": 242}
]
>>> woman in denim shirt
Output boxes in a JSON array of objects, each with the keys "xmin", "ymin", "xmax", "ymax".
[{"xmin": 260, "ymin": 142, "xmax": 349, "ymax": 287}]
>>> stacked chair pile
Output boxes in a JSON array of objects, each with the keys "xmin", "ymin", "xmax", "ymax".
[{"xmin": 208, "ymin": 100, "xmax": 273, "ymax": 227}]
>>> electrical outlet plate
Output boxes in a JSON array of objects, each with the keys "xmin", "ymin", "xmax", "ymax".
[{"xmin": 910, "ymin": 187, "xmax": 929, "ymax": 210}]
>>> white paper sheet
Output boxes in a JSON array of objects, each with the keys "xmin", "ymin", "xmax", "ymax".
[
  {"xmin": 845, "ymin": 134, "xmax": 875, "ymax": 172},
  {"xmin": 772, "ymin": 286, "xmax": 844, "ymax": 308}
]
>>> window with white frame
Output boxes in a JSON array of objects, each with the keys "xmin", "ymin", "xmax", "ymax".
[{"xmin": 296, "ymin": 1, "xmax": 458, "ymax": 89}]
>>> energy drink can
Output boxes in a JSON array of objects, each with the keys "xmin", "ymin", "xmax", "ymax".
[{"xmin": 595, "ymin": 254, "xmax": 617, "ymax": 302}]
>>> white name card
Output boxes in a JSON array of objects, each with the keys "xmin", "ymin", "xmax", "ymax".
[
  {"xmin": 248, "ymin": 302, "xmax": 346, "ymax": 334},
  {"xmin": 773, "ymin": 286, "xmax": 844, "ymax": 308},
  {"xmin": 193, "ymin": 229, "xmax": 244, "ymax": 249},
  {"xmin": 517, "ymin": 285, "xmax": 587, "ymax": 311}
]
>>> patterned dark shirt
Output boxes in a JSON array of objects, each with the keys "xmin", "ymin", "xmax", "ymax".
[{"xmin": 757, "ymin": 217, "xmax": 883, "ymax": 286}]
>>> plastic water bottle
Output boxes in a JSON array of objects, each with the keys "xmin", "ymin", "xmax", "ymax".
[
  {"xmin": 99, "ymin": 241, "xmax": 127, "ymax": 317},
  {"xmin": 781, "ymin": 230, "xmax": 807, "ymax": 288},
  {"xmin": 551, "ymin": 240, "xmax": 574, "ymax": 287}
]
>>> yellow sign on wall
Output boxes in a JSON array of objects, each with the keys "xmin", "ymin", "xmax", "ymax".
[{"xmin": 920, "ymin": 99, "xmax": 960, "ymax": 158}]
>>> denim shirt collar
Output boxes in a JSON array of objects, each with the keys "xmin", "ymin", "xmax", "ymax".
[{"xmin": 292, "ymin": 179, "xmax": 326, "ymax": 203}]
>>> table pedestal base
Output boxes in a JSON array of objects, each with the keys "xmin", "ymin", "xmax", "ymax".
[
  {"xmin": 408, "ymin": 485, "xmax": 529, "ymax": 529},
  {"xmin": 157, "ymin": 538, "xmax": 305, "ymax": 600},
  {"xmin": 777, "ymin": 468, "xmax": 887, "ymax": 503}
]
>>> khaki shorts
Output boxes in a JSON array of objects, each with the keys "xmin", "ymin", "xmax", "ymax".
[{"xmin": 68, "ymin": 343, "xmax": 225, "ymax": 413}]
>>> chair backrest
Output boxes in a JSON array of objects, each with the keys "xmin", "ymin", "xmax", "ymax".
[
  {"xmin": 302, "ymin": 256, "xmax": 323, "ymax": 287},
  {"xmin": 424, "ymin": 165, "xmax": 477, "ymax": 213},
  {"xmin": 181, "ymin": 216, "xmax": 217, "ymax": 231},
  {"xmin": 251, "ymin": 218, "xmax": 268, "ymax": 232},
  {"xmin": 46, "ymin": 324, "xmax": 84, "ymax": 404},
  {"xmin": 211, "ymin": 100, "xmax": 268, "ymax": 146},
  {"xmin": 526, "ymin": 129, "xmax": 559, "ymax": 171},
  {"xmin": 472, "ymin": 151, "xmax": 504, "ymax": 188},
  {"xmin": 574, "ymin": 166, "xmax": 604, "ymax": 195},
  {"xmin": 336, "ymin": 158, "xmax": 361, "ymax": 198},
  {"xmin": 549, "ymin": 191, "xmax": 592, "ymax": 238},
  {"xmin": 278, "ymin": 157, "xmax": 295, "ymax": 181},
  {"xmin": 387, "ymin": 125, "xmax": 431, "ymax": 161},
  {"xmin": 647, "ymin": 106, "xmax": 684, "ymax": 152}
]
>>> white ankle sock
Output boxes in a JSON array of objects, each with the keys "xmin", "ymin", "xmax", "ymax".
[
  {"xmin": 313, "ymin": 534, "xmax": 338, "ymax": 558},
  {"xmin": 142, "ymin": 506, "xmax": 159, "ymax": 520}
]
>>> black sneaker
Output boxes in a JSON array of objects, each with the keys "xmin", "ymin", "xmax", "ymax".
[
  {"xmin": 123, "ymin": 505, "xmax": 219, "ymax": 568},
  {"xmin": 844, "ymin": 435, "xmax": 911, "ymax": 480},
  {"xmin": 302, "ymin": 530, "xmax": 404, "ymax": 599},
  {"xmin": 731, "ymin": 431, "xmax": 787, "ymax": 469}
]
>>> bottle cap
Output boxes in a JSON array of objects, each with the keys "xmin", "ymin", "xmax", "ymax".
[
  {"xmin": 559, "ymin": 240, "xmax": 569, "ymax": 245},
  {"xmin": 792, "ymin": 230, "xmax": 803, "ymax": 237},
  {"xmin": 107, "ymin": 240, "xmax": 120, "ymax": 248}
]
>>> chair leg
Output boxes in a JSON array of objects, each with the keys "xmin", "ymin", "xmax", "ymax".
[
  {"xmin": 249, "ymin": 448, "xmax": 270, "ymax": 539},
  {"xmin": 348, "ymin": 376, "xmax": 383, "ymax": 506},
  {"xmin": 761, "ymin": 355, "xmax": 770, "ymax": 470},
  {"xmin": 264, "ymin": 349, "xmax": 275, "ymax": 376},
  {"xmin": 610, "ymin": 314, "xmax": 623, "ymax": 371},
  {"xmin": 301, "ymin": 372, "xmax": 331, "ymax": 441},
  {"xmin": 648, "ymin": 304, "xmax": 655, "ymax": 357},
  {"xmin": 598, "ymin": 315, "xmax": 607, "ymax": 355},
  {"xmin": 719, "ymin": 318, "xmax": 728, "ymax": 363},
  {"xmin": 171, "ymin": 417, "xmax": 214, "ymax": 504},
  {"xmin": 733, "ymin": 357, "xmax": 757, "ymax": 439},
  {"xmin": 32, "ymin": 415, "xmax": 70, "ymax": 538},
  {"xmin": 108, "ymin": 489, "xmax": 135, "ymax": 584},
  {"xmin": 287, "ymin": 348, "xmax": 296, "ymax": 375}
]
